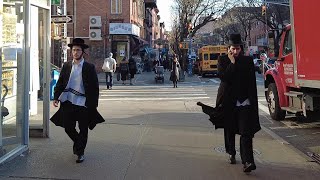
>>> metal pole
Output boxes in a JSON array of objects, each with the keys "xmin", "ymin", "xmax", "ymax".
[
  {"xmin": 188, "ymin": 35, "xmax": 193, "ymax": 76},
  {"xmin": 103, "ymin": 19, "xmax": 106, "ymax": 58},
  {"xmin": 73, "ymin": 0, "xmax": 76, "ymax": 38}
]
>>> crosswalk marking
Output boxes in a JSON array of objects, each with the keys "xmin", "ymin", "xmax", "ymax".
[
  {"xmin": 99, "ymin": 86, "xmax": 209, "ymax": 101},
  {"xmin": 209, "ymin": 78, "xmax": 264, "ymax": 84},
  {"xmin": 99, "ymin": 97, "xmax": 210, "ymax": 101}
]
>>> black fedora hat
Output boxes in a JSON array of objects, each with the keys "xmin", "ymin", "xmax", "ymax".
[
  {"xmin": 228, "ymin": 33, "xmax": 243, "ymax": 46},
  {"xmin": 68, "ymin": 38, "xmax": 89, "ymax": 49}
]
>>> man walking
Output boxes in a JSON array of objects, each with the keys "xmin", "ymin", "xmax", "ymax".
[
  {"xmin": 102, "ymin": 52, "xmax": 117, "ymax": 89},
  {"xmin": 50, "ymin": 38, "xmax": 105, "ymax": 163},
  {"xmin": 216, "ymin": 34, "xmax": 261, "ymax": 173}
]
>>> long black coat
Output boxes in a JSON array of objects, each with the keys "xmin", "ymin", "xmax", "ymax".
[
  {"xmin": 216, "ymin": 54, "xmax": 261, "ymax": 135},
  {"xmin": 50, "ymin": 60, "xmax": 105, "ymax": 130}
]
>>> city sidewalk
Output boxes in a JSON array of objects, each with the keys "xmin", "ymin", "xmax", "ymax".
[{"xmin": 0, "ymin": 77, "xmax": 319, "ymax": 179}]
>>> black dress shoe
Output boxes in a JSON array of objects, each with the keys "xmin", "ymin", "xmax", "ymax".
[
  {"xmin": 76, "ymin": 155, "xmax": 85, "ymax": 163},
  {"xmin": 229, "ymin": 155, "xmax": 236, "ymax": 164},
  {"xmin": 243, "ymin": 162, "xmax": 256, "ymax": 172}
]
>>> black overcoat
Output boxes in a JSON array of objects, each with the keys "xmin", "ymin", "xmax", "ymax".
[
  {"xmin": 216, "ymin": 54, "xmax": 261, "ymax": 135},
  {"xmin": 50, "ymin": 60, "xmax": 105, "ymax": 130}
]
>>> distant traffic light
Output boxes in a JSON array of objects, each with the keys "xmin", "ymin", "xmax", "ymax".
[{"xmin": 262, "ymin": 5, "xmax": 266, "ymax": 16}]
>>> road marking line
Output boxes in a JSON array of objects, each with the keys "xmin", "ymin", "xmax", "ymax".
[
  {"xmin": 209, "ymin": 79, "xmax": 220, "ymax": 83},
  {"xmin": 258, "ymin": 102, "xmax": 270, "ymax": 114},
  {"xmin": 312, "ymin": 132, "xmax": 320, "ymax": 135},
  {"xmin": 101, "ymin": 94, "xmax": 208, "ymax": 97},
  {"xmin": 101, "ymin": 90, "xmax": 205, "ymax": 94},
  {"xmin": 99, "ymin": 97, "xmax": 210, "ymax": 101},
  {"xmin": 285, "ymin": 135, "xmax": 298, "ymax": 138},
  {"xmin": 269, "ymin": 126, "xmax": 289, "ymax": 130}
]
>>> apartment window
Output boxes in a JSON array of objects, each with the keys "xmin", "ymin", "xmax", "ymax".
[{"xmin": 111, "ymin": 0, "xmax": 122, "ymax": 14}]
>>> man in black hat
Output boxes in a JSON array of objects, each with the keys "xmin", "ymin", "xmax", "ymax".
[
  {"xmin": 50, "ymin": 38, "xmax": 105, "ymax": 163},
  {"xmin": 216, "ymin": 34, "xmax": 261, "ymax": 173}
]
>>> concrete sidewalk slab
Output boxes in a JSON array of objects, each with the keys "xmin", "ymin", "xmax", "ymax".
[{"xmin": 0, "ymin": 90, "xmax": 319, "ymax": 179}]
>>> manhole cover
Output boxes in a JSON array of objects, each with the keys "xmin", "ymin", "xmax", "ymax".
[{"xmin": 213, "ymin": 145, "xmax": 261, "ymax": 156}]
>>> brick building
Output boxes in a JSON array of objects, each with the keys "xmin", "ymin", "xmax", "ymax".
[{"xmin": 65, "ymin": 0, "xmax": 161, "ymax": 72}]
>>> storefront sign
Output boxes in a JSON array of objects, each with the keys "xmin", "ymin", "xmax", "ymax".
[
  {"xmin": 109, "ymin": 23, "xmax": 140, "ymax": 36},
  {"xmin": 112, "ymin": 35, "xmax": 129, "ymax": 41}
]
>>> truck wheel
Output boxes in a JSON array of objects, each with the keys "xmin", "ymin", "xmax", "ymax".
[{"xmin": 267, "ymin": 83, "xmax": 286, "ymax": 120}]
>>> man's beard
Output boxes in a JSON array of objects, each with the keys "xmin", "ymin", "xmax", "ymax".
[
  {"xmin": 74, "ymin": 53, "xmax": 83, "ymax": 60},
  {"xmin": 74, "ymin": 56, "xmax": 82, "ymax": 60}
]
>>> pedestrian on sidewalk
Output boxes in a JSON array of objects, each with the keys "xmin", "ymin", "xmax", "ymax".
[
  {"xmin": 119, "ymin": 57, "xmax": 129, "ymax": 85},
  {"xmin": 128, "ymin": 56, "xmax": 137, "ymax": 85},
  {"xmin": 216, "ymin": 34, "xmax": 261, "ymax": 173},
  {"xmin": 50, "ymin": 38, "xmax": 105, "ymax": 163},
  {"xmin": 102, "ymin": 52, "xmax": 117, "ymax": 90},
  {"xmin": 170, "ymin": 54, "xmax": 180, "ymax": 88}
]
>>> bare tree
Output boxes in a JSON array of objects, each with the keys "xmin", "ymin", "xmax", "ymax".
[
  {"xmin": 169, "ymin": 0, "xmax": 236, "ymax": 70},
  {"xmin": 245, "ymin": 0, "xmax": 290, "ymax": 56}
]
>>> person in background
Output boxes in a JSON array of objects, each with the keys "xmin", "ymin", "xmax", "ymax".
[
  {"xmin": 128, "ymin": 57, "xmax": 137, "ymax": 85},
  {"xmin": 50, "ymin": 38, "xmax": 105, "ymax": 163},
  {"xmin": 102, "ymin": 52, "xmax": 117, "ymax": 90},
  {"xmin": 216, "ymin": 33, "xmax": 261, "ymax": 173},
  {"xmin": 119, "ymin": 57, "xmax": 129, "ymax": 85},
  {"xmin": 170, "ymin": 54, "xmax": 180, "ymax": 88}
]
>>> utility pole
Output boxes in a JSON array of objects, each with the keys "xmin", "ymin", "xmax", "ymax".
[{"xmin": 187, "ymin": 14, "xmax": 194, "ymax": 77}]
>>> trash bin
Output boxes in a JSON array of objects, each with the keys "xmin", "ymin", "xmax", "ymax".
[{"xmin": 50, "ymin": 69, "xmax": 60, "ymax": 100}]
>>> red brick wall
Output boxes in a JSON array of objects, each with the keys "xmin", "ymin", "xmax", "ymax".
[{"xmin": 67, "ymin": 0, "xmax": 145, "ymax": 73}]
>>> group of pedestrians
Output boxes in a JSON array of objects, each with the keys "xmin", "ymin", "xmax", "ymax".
[
  {"xmin": 50, "ymin": 34, "xmax": 261, "ymax": 175},
  {"xmin": 102, "ymin": 54, "xmax": 137, "ymax": 87}
]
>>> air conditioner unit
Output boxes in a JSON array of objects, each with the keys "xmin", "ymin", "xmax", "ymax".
[
  {"xmin": 89, "ymin": 29, "xmax": 102, "ymax": 40},
  {"xmin": 89, "ymin": 16, "xmax": 102, "ymax": 27}
]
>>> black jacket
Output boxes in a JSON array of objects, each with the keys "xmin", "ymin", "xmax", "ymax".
[
  {"xmin": 50, "ymin": 60, "xmax": 105, "ymax": 130},
  {"xmin": 216, "ymin": 54, "xmax": 261, "ymax": 135}
]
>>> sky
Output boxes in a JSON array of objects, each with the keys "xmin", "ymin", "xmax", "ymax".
[{"xmin": 157, "ymin": 0, "xmax": 175, "ymax": 31}]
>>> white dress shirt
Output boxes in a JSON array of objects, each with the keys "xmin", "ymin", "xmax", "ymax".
[{"xmin": 58, "ymin": 59, "xmax": 86, "ymax": 107}]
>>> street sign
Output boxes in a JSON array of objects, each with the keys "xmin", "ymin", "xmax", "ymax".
[
  {"xmin": 51, "ymin": 0, "xmax": 61, "ymax": 5},
  {"xmin": 51, "ymin": 15, "xmax": 73, "ymax": 23}
]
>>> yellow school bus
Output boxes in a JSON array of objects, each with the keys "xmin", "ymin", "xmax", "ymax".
[{"xmin": 198, "ymin": 45, "xmax": 228, "ymax": 77}]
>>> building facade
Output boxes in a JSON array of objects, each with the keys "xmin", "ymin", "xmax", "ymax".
[
  {"xmin": 65, "ymin": 0, "xmax": 159, "ymax": 71},
  {"xmin": 0, "ymin": 0, "xmax": 52, "ymax": 164}
]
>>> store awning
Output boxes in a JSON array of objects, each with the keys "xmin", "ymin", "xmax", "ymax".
[{"xmin": 132, "ymin": 36, "xmax": 149, "ymax": 45}]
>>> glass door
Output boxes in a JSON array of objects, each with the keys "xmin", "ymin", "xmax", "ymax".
[
  {"xmin": 28, "ymin": 5, "xmax": 50, "ymax": 137},
  {"xmin": 0, "ymin": 0, "xmax": 25, "ymax": 157}
]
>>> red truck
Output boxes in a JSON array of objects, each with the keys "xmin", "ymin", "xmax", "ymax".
[{"xmin": 265, "ymin": 0, "xmax": 320, "ymax": 121}]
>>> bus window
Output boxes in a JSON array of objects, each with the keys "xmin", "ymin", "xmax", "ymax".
[
  {"xmin": 199, "ymin": 53, "xmax": 203, "ymax": 61},
  {"xmin": 204, "ymin": 53, "xmax": 209, "ymax": 60},
  {"xmin": 210, "ymin": 53, "xmax": 220, "ymax": 60}
]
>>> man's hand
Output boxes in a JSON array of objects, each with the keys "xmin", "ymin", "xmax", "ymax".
[
  {"xmin": 228, "ymin": 51, "xmax": 236, "ymax": 64},
  {"xmin": 53, "ymin": 100, "xmax": 60, "ymax": 107}
]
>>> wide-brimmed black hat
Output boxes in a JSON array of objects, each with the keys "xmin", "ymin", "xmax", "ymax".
[
  {"xmin": 228, "ymin": 33, "xmax": 243, "ymax": 46},
  {"xmin": 68, "ymin": 38, "xmax": 89, "ymax": 49}
]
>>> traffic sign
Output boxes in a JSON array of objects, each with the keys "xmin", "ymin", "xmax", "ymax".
[
  {"xmin": 51, "ymin": 0, "xmax": 61, "ymax": 5},
  {"xmin": 51, "ymin": 15, "xmax": 73, "ymax": 23}
]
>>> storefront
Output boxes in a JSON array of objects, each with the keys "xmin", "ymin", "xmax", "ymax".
[
  {"xmin": 0, "ymin": 0, "xmax": 51, "ymax": 164},
  {"xmin": 109, "ymin": 23, "xmax": 143, "ymax": 64}
]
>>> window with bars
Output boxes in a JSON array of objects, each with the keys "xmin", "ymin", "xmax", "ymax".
[{"xmin": 111, "ymin": 0, "xmax": 122, "ymax": 14}]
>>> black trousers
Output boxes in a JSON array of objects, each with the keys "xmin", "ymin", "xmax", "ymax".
[
  {"xmin": 224, "ymin": 106, "xmax": 255, "ymax": 164},
  {"xmin": 105, "ymin": 72, "xmax": 113, "ymax": 88},
  {"xmin": 61, "ymin": 101, "xmax": 89, "ymax": 156}
]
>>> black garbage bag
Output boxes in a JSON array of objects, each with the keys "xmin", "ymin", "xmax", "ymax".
[{"xmin": 196, "ymin": 102, "xmax": 224, "ymax": 128}]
